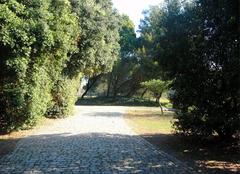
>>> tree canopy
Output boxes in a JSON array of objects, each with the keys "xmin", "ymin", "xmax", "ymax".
[
  {"xmin": 0, "ymin": 0, "xmax": 120, "ymax": 133},
  {"xmin": 141, "ymin": 79, "xmax": 170, "ymax": 114}
]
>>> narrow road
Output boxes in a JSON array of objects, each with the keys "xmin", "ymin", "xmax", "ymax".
[{"xmin": 0, "ymin": 106, "xmax": 192, "ymax": 174}]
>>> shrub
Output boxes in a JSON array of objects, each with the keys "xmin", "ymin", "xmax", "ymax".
[
  {"xmin": 46, "ymin": 74, "xmax": 83, "ymax": 118},
  {"xmin": 0, "ymin": 0, "xmax": 79, "ymax": 133}
]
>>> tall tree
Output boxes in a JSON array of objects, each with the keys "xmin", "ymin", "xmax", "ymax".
[
  {"xmin": 106, "ymin": 15, "xmax": 138, "ymax": 98},
  {"xmin": 69, "ymin": 0, "xmax": 120, "ymax": 98}
]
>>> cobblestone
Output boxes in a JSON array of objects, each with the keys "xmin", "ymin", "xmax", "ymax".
[{"xmin": 0, "ymin": 106, "xmax": 194, "ymax": 174}]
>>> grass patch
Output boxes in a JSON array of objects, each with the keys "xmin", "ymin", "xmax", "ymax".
[
  {"xmin": 125, "ymin": 108, "xmax": 240, "ymax": 174},
  {"xmin": 160, "ymin": 97, "xmax": 173, "ymax": 108},
  {"xmin": 125, "ymin": 109, "xmax": 174, "ymax": 134}
]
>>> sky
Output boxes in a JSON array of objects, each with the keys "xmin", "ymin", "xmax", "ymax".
[{"xmin": 112, "ymin": 0, "xmax": 163, "ymax": 32}]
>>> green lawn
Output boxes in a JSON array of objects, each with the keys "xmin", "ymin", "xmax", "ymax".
[
  {"xmin": 125, "ymin": 109, "xmax": 174, "ymax": 134},
  {"xmin": 160, "ymin": 97, "xmax": 173, "ymax": 108}
]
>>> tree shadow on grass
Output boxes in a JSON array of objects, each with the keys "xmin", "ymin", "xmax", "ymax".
[
  {"xmin": 141, "ymin": 133, "xmax": 240, "ymax": 174},
  {"xmin": 0, "ymin": 133, "xmax": 194, "ymax": 174},
  {"xmin": 86, "ymin": 112, "xmax": 123, "ymax": 117},
  {"xmin": 76, "ymin": 96, "xmax": 159, "ymax": 107}
]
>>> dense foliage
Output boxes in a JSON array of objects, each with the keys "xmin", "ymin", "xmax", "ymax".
[
  {"xmin": 87, "ymin": 14, "xmax": 162, "ymax": 98},
  {"xmin": 69, "ymin": 0, "xmax": 120, "ymax": 76},
  {"xmin": 0, "ymin": 0, "xmax": 79, "ymax": 132},
  {"xmin": 47, "ymin": 0, "xmax": 120, "ymax": 117},
  {"xmin": 81, "ymin": 14, "xmax": 140, "ymax": 98},
  {"xmin": 139, "ymin": 0, "xmax": 240, "ymax": 138},
  {"xmin": 106, "ymin": 15, "xmax": 138, "ymax": 98},
  {"xmin": 71, "ymin": 0, "xmax": 121, "ymax": 99},
  {"xmin": 0, "ymin": 0, "xmax": 120, "ymax": 132}
]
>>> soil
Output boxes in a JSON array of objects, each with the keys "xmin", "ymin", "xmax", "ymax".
[{"xmin": 141, "ymin": 133, "xmax": 240, "ymax": 174}]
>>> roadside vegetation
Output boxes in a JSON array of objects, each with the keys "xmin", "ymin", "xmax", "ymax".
[{"xmin": 0, "ymin": 0, "xmax": 121, "ymax": 133}]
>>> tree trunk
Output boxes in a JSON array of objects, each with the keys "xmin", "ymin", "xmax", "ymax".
[
  {"xmin": 106, "ymin": 73, "xmax": 112, "ymax": 97},
  {"xmin": 125, "ymin": 83, "xmax": 139, "ymax": 97},
  {"xmin": 141, "ymin": 88, "xmax": 148, "ymax": 98},
  {"xmin": 112, "ymin": 76, "xmax": 119, "ymax": 99},
  {"xmin": 81, "ymin": 82, "xmax": 90, "ymax": 99},
  {"xmin": 156, "ymin": 92, "xmax": 163, "ymax": 115},
  {"xmin": 125, "ymin": 87, "xmax": 136, "ymax": 97},
  {"xmin": 159, "ymin": 100, "xmax": 164, "ymax": 115},
  {"xmin": 81, "ymin": 74, "xmax": 101, "ymax": 99}
]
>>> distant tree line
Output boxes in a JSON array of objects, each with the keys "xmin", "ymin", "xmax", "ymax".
[{"xmin": 0, "ymin": 0, "xmax": 121, "ymax": 133}]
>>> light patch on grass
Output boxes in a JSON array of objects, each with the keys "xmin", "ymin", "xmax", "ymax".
[
  {"xmin": 160, "ymin": 97, "xmax": 173, "ymax": 108},
  {"xmin": 160, "ymin": 97, "xmax": 170, "ymax": 103},
  {"xmin": 125, "ymin": 109, "xmax": 174, "ymax": 134},
  {"xmin": 200, "ymin": 160, "xmax": 240, "ymax": 172}
]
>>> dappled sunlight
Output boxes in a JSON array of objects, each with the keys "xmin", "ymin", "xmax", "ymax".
[
  {"xmin": 199, "ymin": 160, "xmax": 240, "ymax": 172},
  {"xmin": 0, "ymin": 133, "xmax": 189, "ymax": 173}
]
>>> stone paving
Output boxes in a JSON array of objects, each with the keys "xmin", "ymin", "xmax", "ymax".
[{"xmin": 0, "ymin": 106, "xmax": 194, "ymax": 174}]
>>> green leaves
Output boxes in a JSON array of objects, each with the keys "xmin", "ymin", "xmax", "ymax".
[
  {"xmin": 141, "ymin": 79, "xmax": 170, "ymax": 95},
  {"xmin": 139, "ymin": 0, "xmax": 240, "ymax": 138},
  {"xmin": 68, "ymin": 0, "xmax": 120, "ymax": 77},
  {"xmin": 0, "ymin": 0, "xmax": 129, "ymax": 132},
  {"xmin": 0, "ymin": 0, "xmax": 80, "ymax": 132}
]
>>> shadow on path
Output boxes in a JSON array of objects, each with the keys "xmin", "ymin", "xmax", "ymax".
[
  {"xmin": 0, "ymin": 133, "xmax": 193, "ymax": 174},
  {"xmin": 141, "ymin": 133, "xmax": 240, "ymax": 174},
  {"xmin": 83, "ymin": 112, "xmax": 123, "ymax": 117}
]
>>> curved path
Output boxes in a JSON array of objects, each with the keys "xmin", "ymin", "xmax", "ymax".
[{"xmin": 0, "ymin": 106, "xmax": 193, "ymax": 174}]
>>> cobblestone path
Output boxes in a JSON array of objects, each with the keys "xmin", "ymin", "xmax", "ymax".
[{"xmin": 0, "ymin": 106, "xmax": 193, "ymax": 174}]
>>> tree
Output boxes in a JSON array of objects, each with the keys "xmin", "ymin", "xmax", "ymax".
[
  {"xmin": 0, "ymin": 0, "xmax": 79, "ymax": 132},
  {"xmin": 139, "ymin": 0, "xmax": 240, "ymax": 139},
  {"xmin": 105, "ymin": 14, "xmax": 162, "ymax": 98},
  {"xmin": 105, "ymin": 14, "xmax": 138, "ymax": 98},
  {"xmin": 69, "ymin": 0, "xmax": 120, "ymax": 99},
  {"xmin": 141, "ymin": 79, "xmax": 170, "ymax": 114},
  {"xmin": 81, "ymin": 74, "xmax": 102, "ymax": 99}
]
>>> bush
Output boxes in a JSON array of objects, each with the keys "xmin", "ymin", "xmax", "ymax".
[
  {"xmin": 46, "ymin": 74, "xmax": 82, "ymax": 118},
  {"xmin": 0, "ymin": 0, "xmax": 79, "ymax": 133}
]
